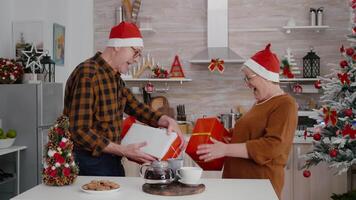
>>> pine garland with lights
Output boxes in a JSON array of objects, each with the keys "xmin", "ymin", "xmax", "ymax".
[{"xmin": 42, "ymin": 115, "xmax": 79, "ymax": 186}]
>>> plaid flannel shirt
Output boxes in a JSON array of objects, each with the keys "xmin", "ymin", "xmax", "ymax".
[{"xmin": 63, "ymin": 52, "xmax": 163, "ymax": 156}]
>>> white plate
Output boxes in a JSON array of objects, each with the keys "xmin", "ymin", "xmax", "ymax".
[
  {"xmin": 80, "ymin": 186, "xmax": 120, "ymax": 194},
  {"xmin": 178, "ymin": 179, "xmax": 202, "ymax": 186}
]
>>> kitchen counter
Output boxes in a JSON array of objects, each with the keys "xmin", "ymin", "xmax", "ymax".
[{"xmin": 11, "ymin": 176, "xmax": 279, "ymax": 200}]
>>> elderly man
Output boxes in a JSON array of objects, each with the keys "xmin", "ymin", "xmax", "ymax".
[{"xmin": 63, "ymin": 22, "xmax": 183, "ymax": 176}]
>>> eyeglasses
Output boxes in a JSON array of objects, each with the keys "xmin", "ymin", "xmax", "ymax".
[
  {"xmin": 131, "ymin": 47, "xmax": 142, "ymax": 58},
  {"xmin": 244, "ymin": 74, "xmax": 257, "ymax": 84}
]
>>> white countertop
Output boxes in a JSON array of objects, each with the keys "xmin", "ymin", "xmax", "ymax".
[{"xmin": 11, "ymin": 176, "xmax": 279, "ymax": 200}]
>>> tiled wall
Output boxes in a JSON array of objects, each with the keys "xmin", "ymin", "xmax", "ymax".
[{"xmin": 94, "ymin": 0, "xmax": 349, "ymax": 118}]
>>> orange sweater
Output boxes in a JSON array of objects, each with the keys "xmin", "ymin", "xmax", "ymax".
[{"xmin": 223, "ymin": 94, "xmax": 297, "ymax": 199}]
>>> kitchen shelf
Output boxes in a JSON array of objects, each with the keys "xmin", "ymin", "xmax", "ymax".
[
  {"xmin": 280, "ymin": 78, "xmax": 319, "ymax": 82},
  {"xmin": 282, "ymin": 25, "xmax": 330, "ymax": 33},
  {"xmin": 122, "ymin": 78, "xmax": 192, "ymax": 84}
]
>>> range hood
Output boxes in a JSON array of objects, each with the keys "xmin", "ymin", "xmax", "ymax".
[{"xmin": 190, "ymin": 0, "xmax": 245, "ymax": 64}]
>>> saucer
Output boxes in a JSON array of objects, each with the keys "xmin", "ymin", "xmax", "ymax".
[{"xmin": 178, "ymin": 179, "xmax": 201, "ymax": 186}]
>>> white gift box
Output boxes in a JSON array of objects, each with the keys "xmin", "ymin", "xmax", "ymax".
[{"xmin": 121, "ymin": 123, "xmax": 181, "ymax": 160}]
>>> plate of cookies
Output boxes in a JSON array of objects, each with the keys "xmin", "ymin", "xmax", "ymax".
[{"xmin": 81, "ymin": 180, "xmax": 120, "ymax": 194}]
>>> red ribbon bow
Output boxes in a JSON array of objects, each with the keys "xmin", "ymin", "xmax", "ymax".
[
  {"xmin": 342, "ymin": 124, "xmax": 356, "ymax": 139},
  {"xmin": 208, "ymin": 58, "xmax": 225, "ymax": 73},
  {"xmin": 323, "ymin": 107, "xmax": 338, "ymax": 126},
  {"xmin": 338, "ymin": 73, "xmax": 350, "ymax": 85}
]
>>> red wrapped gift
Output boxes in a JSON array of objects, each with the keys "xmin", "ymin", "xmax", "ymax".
[{"xmin": 185, "ymin": 117, "xmax": 229, "ymax": 171}]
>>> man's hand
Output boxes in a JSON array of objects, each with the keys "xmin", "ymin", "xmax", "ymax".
[
  {"xmin": 119, "ymin": 142, "xmax": 157, "ymax": 164},
  {"xmin": 157, "ymin": 115, "xmax": 186, "ymax": 148}
]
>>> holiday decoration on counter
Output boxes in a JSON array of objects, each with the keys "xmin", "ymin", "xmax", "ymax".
[
  {"xmin": 22, "ymin": 43, "xmax": 45, "ymax": 74},
  {"xmin": 282, "ymin": 48, "xmax": 301, "ymax": 76},
  {"xmin": 42, "ymin": 115, "xmax": 78, "ymax": 186},
  {"xmin": 303, "ymin": 48, "xmax": 320, "ymax": 78},
  {"xmin": 152, "ymin": 65, "xmax": 168, "ymax": 78},
  {"xmin": 0, "ymin": 58, "xmax": 24, "ymax": 84},
  {"xmin": 302, "ymin": 45, "xmax": 356, "ymax": 177},
  {"xmin": 208, "ymin": 58, "xmax": 225, "ymax": 74},
  {"xmin": 280, "ymin": 59, "xmax": 294, "ymax": 78},
  {"xmin": 132, "ymin": 53, "xmax": 155, "ymax": 78},
  {"xmin": 169, "ymin": 55, "xmax": 185, "ymax": 78},
  {"xmin": 314, "ymin": 80, "xmax": 322, "ymax": 89}
]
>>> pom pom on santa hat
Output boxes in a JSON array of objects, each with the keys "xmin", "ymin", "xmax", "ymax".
[
  {"xmin": 243, "ymin": 44, "xmax": 280, "ymax": 82},
  {"xmin": 107, "ymin": 22, "xmax": 143, "ymax": 47}
]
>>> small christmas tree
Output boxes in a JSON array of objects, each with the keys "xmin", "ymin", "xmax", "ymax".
[
  {"xmin": 42, "ymin": 115, "xmax": 78, "ymax": 186},
  {"xmin": 303, "ymin": 44, "xmax": 356, "ymax": 176}
]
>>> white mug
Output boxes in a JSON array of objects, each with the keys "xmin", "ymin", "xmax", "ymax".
[{"xmin": 176, "ymin": 167, "xmax": 202, "ymax": 183}]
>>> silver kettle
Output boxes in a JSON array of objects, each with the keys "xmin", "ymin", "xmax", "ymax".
[{"xmin": 218, "ymin": 109, "xmax": 240, "ymax": 129}]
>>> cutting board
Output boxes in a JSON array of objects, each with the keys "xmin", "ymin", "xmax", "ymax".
[{"xmin": 142, "ymin": 182, "xmax": 205, "ymax": 196}]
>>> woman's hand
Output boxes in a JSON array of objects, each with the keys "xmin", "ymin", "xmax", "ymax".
[{"xmin": 196, "ymin": 138, "xmax": 228, "ymax": 162}]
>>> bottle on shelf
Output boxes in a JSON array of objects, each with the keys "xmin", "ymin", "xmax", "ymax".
[
  {"xmin": 310, "ymin": 8, "xmax": 317, "ymax": 26},
  {"xmin": 317, "ymin": 7, "xmax": 324, "ymax": 26}
]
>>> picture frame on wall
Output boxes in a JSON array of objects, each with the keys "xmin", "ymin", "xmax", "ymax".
[
  {"xmin": 12, "ymin": 20, "xmax": 44, "ymax": 60},
  {"xmin": 53, "ymin": 23, "xmax": 65, "ymax": 65}
]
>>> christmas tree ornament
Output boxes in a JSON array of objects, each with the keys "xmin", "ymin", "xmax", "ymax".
[
  {"xmin": 314, "ymin": 80, "xmax": 322, "ymax": 89},
  {"xmin": 323, "ymin": 107, "xmax": 338, "ymax": 126},
  {"xmin": 169, "ymin": 55, "xmax": 185, "ymax": 78},
  {"xmin": 21, "ymin": 43, "xmax": 45, "ymax": 74},
  {"xmin": 329, "ymin": 149, "xmax": 338, "ymax": 158},
  {"xmin": 339, "ymin": 60, "xmax": 348, "ymax": 68},
  {"xmin": 340, "ymin": 45, "xmax": 345, "ymax": 53},
  {"xmin": 342, "ymin": 124, "xmax": 356, "ymax": 139},
  {"xmin": 313, "ymin": 133, "xmax": 321, "ymax": 141},
  {"xmin": 338, "ymin": 73, "xmax": 350, "ymax": 86},
  {"xmin": 42, "ymin": 115, "xmax": 78, "ymax": 186},
  {"xmin": 346, "ymin": 47, "xmax": 355, "ymax": 56},
  {"xmin": 344, "ymin": 108, "xmax": 353, "ymax": 117},
  {"xmin": 303, "ymin": 170, "xmax": 311, "ymax": 178},
  {"xmin": 208, "ymin": 58, "xmax": 225, "ymax": 74}
]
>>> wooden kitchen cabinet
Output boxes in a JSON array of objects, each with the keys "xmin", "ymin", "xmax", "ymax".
[{"xmin": 281, "ymin": 143, "xmax": 347, "ymax": 200}]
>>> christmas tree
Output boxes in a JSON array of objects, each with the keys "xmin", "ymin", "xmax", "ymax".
[
  {"xmin": 302, "ymin": 44, "xmax": 356, "ymax": 176},
  {"xmin": 42, "ymin": 115, "xmax": 79, "ymax": 186}
]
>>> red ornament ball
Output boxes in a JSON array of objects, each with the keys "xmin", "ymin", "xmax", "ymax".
[
  {"xmin": 340, "ymin": 60, "xmax": 348, "ymax": 68},
  {"xmin": 346, "ymin": 48, "xmax": 355, "ymax": 56},
  {"xmin": 353, "ymin": 54, "xmax": 356, "ymax": 62},
  {"xmin": 303, "ymin": 170, "xmax": 311, "ymax": 178},
  {"xmin": 63, "ymin": 167, "xmax": 71, "ymax": 177},
  {"xmin": 344, "ymin": 108, "xmax": 353, "ymax": 117},
  {"xmin": 314, "ymin": 80, "xmax": 322, "ymax": 89},
  {"xmin": 313, "ymin": 133, "xmax": 321, "ymax": 141},
  {"xmin": 329, "ymin": 149, "xmax": 338, "ymax": 158}
]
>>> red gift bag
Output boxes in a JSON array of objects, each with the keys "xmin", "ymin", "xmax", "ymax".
[{"xmin": 185, "ymin": 117, "xmax": 229, "ymax": 171}]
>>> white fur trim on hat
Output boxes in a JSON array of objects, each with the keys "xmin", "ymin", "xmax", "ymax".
[
  {"xmin": 243, "ymin": 59, "xmax": 279, "ymax": 82},
  {"xmin": 107, "ymin": 38, "xmax": 143, "ymax": 47}
]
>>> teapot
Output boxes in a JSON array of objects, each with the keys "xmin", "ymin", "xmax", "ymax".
[{"xmin": 139, "ymin": 161, "xmax": 174, "ymax": 185}]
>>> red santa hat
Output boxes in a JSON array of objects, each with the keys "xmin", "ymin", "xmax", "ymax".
[
  {"xmin": 243, "ymin": 44, "xmax": 280, "ymax": 82},
  {"xmin": 107, "ymin": 22, "xmax": 143, "ymax": 47}
]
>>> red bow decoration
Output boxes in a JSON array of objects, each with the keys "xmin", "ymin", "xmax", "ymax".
[
  {"xmin": 283, "ymin": 67, "xmax": 294, "ymax": 78},
  {"xmin": 342, "ymin": 124, "xmax": 356, "ymax": 139},
  {"xmin": 323, "ymin": 107, "xmax": 338, "ymax": 126},
  {"xmin": 338, "ymin": 73, "xmax": 350, "ymax": 85},
  {"xmin": 208, "ymin": 58, "xmax": 225, "ymax": 73}
]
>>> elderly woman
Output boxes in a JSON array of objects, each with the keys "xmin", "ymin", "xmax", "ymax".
[{"xmin": 197, "ymin": 44, "xmax": 298, "ymax": 199}]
